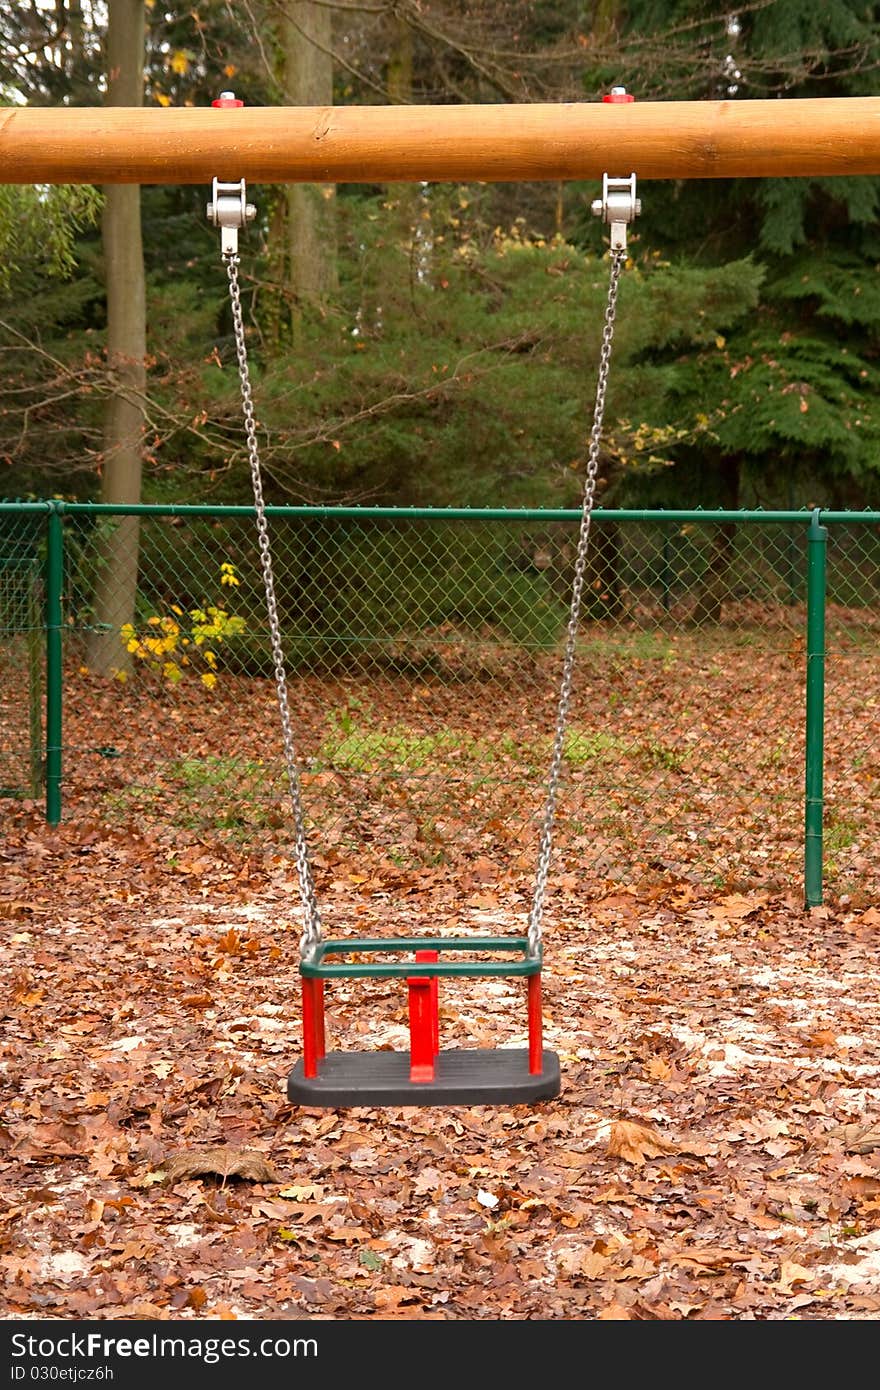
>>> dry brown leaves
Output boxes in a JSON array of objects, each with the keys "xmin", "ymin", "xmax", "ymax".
[{"xmin": 4, "ymin": 645, "xmax": 880, "ymax": 1321}]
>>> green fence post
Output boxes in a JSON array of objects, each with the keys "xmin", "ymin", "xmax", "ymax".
[
  {"xmin": 804, "ymin": 508, "xmax": 827, "ymax": 907},
  {"xmin": 45, "ymin": 501, "xmax": 63, "ymax": 825},
  {"xmin": 27, "ymin": 555, "xmax": 42, "ymax": 796}
]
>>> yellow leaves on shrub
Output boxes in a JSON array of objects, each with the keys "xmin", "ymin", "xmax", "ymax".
[{"xmin": 119, "ymin": 565, "xmax": 244, "ymax": 690}]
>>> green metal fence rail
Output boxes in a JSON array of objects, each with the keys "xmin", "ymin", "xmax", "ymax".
[{"xmin": 4, "ymin": 501, "xmax": 880, "ymax": 906}]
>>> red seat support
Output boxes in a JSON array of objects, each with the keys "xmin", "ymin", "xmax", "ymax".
[
  {"xmin": 301, "ymin": 978, "xmax": 326, "ymax": 1079},
  {"xmin": 408, "ymin": 949, "xmax": 440, "ymax": 1082}
]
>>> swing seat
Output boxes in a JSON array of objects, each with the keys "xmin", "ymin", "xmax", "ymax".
[
  {"xmin": 287, "ymin": 936, "xmax": 561, "ymax": 1107},
  {"xmin": 288, "ymin": 1047, "xmax": 560, "ymax": 1106}
]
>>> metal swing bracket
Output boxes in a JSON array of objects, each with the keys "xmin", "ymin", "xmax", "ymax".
[
  {"xmin": 591, "ymin": 173, "xmax": 640, "ymax": 252},
  {"xmin": 206, "ymin": 176, "xmax": 256, "ymax": 256}
]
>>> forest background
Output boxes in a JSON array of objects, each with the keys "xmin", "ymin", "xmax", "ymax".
[{"xmin": 3, "ymin": 0, "xmax": 880, "ymax": 525}]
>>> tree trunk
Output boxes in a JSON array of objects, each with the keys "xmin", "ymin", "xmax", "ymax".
[
  {"xmin": 387, "ymin": 16, "xmax": 417, "ymax": 235},
  {"xmin": 587, "ymin": 522, "xmax": 623, "ymax": 617},
  {"xmin": 691, "ymin": 455, "xmax": 740, "ymax": 625},
  {"xmin": 282, "ymin": 2, "xmax": 337, "ymax": 324},
  {"xmin": 87, "ymin": 1, "xmax": 146, "ymax": 677},
  {"xmin": 65, "ymin": 0, "xmax": 92, "ymax": 101},
  {"xmin": 540, "ymin": 522, "xmax": 622, "ymax": 618}
]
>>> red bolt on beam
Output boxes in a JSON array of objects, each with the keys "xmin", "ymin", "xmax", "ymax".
[{"xmin": 408, "ymin": 950, "xmax": 439, "ymax": 1083}]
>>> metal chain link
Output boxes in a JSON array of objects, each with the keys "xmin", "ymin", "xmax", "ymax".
[
  {"xmin": 224, "ymin": 253, "xmax": 323, "ymax": 958},
  {"xmin": 225, "ymin": 234, "xmax": 622, "ymax": 960},
  {"xmin": 527, "ymin": 248, "xmax": 626, "ymax": 957}
]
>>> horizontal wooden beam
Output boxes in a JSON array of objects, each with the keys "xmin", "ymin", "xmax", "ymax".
[{"xmin": 2, "ymin": 98, "xmax": 880, "ymax": 185}]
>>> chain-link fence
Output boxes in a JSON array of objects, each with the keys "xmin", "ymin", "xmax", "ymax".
[
  {"xmin": 0, "ymin": 506, "xmax": 44, "ymax": 799},
  {"xmin": 819, "ymin": 517, "xmax": 880, "ymax": 900},
  {"xmin": 3, "ymin": 503, "xmax": 879, "ymax": 902}
]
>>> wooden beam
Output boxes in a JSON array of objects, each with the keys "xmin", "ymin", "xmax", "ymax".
[{"xmin": 2, "ymin": 98, "xmax": 880, "ymax": 185}]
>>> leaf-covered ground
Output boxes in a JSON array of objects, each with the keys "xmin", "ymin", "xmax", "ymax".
[
  {"xmin": 3, "ymin": 804, "xmax": 880, "ymax": 1321},
  {"xmin": 53, "ymin": 606, "xmax": 880, "ymax": 901}
]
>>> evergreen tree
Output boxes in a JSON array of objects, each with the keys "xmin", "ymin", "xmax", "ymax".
[{"xmin": 597, "ymin": 0, "xmax": 880, "ymax": 507}]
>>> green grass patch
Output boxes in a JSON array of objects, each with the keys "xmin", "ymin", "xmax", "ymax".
[
  {"xmin": 639, "ymin": 739, "xmax": 686, "ymax": 772},
  {"xmin": 168, "ymin": 755, "xmax": 269, "ymax": 790},
  {"xmin": 103, "ymin": 755, "xmax": 276, "ymax": 837},
  {"xmin": 825, "ymin": 816, "xmax": 858, "ymax": 855},
  {"xmin": 562, "ymin": 729, "xmax": 630, "ymax": 766},
  {"xmin": 579, "ymin": 630, "xmax": 679, "ymax": 665},
  {"xmin": 316, "ymin": 723, "xmax": 500, "ymax": 774}
]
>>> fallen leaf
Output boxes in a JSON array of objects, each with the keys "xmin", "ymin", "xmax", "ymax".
[
  {"xmin": 670, "ymin": 1247, "xmax": 745, "ymax": 1272},
  {"xmin": 805, "ymin": 1029, "xmax": 837, "ymax": 1050},
  {"xmin": 825, "ymin": 1121, "xmax": 880, "ymax": 1154},
  {"xmin": 598, "ymin": 1302, "xmax": 634, "ymax": 1319},
  {"xmin": 158, "ymin": 1147, "xmax": 280, "ymax": 1185},
  {"xmin": 374, "ymin": 1286, "xmax": 418, "ymax": 1311},
  {"xmin": 709, "ymin": 893, "xmax": 761, "ymax": 920},
  {"xmin": 181, "ymin": 992, "xmax": 214, "ymax": 1008},
  {"xmin": 556, "ymin": 1248, "xmax": 611, "ymax": 1278},
  {"xmin": 608, "ymin": 1120, "xmax": 676, "ymax": 1166},
  {"xmin": 645, "ymin": 1055, "xmax": 672, "ymax": 1080},
  {"xmin": 776, "ymin": 1260, "xmax": 814, "ymax": 1291}
]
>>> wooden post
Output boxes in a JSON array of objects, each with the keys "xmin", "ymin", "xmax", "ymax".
[{"xmin": 3, "ymin": 99, "xmax": 880, "ymax": 185}]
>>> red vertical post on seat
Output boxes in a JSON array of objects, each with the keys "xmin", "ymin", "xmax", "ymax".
[
  {"xmin": 427, "ymin": 956, "xmax": 439, "ymax": 1056},
  {"xmin": 301, "ymin": 978, "xmax": 325, "ymax": 1079},
  {"xmin": 316, "ymin": 981, "xmax": 326, "ymax": 1060},
  {"xmin": 408, "ymin": 950, "xmax": 439, "ymax": 1083},
  {"xmin": 527, "ymin": 973, "xmax": 544, "ymax": 1075}
]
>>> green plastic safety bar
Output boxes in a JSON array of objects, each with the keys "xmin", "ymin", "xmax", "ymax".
[{"xmin": 300, "ymin": 935, "xmax": 542, "ymax": 980}]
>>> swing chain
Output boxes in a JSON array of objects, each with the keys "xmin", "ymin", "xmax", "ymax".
[
  {"xmin": 527, "ymin": 243, "xmax": 627, "ymax": 959},
  {"xmin": 215, "ymin": 156, "xmax": 631, "ymax": 965},
  {"xmin": 224, "ymin": 249, "xmax": 323, "ymax": 958}
]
